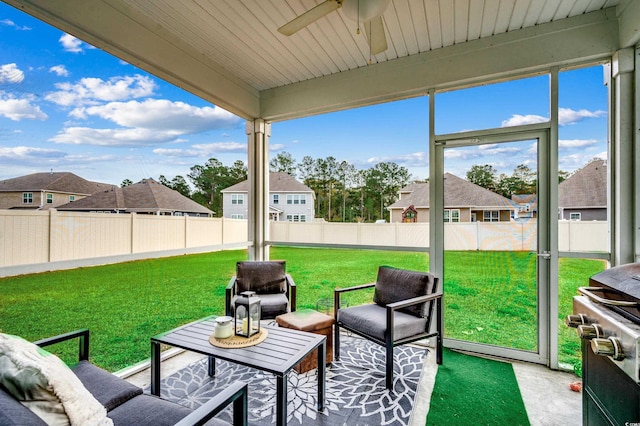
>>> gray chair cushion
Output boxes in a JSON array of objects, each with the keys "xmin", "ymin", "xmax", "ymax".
[
  {"xmin": 231, "ymin": 292, "xmax": 289, "ymax": 319},
  {"xmin": 108, "ymin": 394, "xmax": 192, "ymax": 425},
  {"xmin": 337, "ymin": 304, "xmax": 427, "ymax": 341},
  {"xmin": 372, "ymin": 266, "xmax": 435, "ymax": 317},
  {"xmin": 235, "ymin": 261, "xmax": 286, "ymax": 294},
  {"xmin": 72, "ymin": 361, "xmax": 142, "ymax": 412},
  {"xmin": 0, "ymin": 386, "xmax": 47, "ymax": 426}
]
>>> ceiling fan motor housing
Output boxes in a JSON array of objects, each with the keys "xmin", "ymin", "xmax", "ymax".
[{"xmin": 342, "ymin": 0, "xmax": 390, "ymax": 23}]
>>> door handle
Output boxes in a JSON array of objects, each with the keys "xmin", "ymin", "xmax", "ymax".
[{"xmin": 537, "ymin": 251, "xmax": 551, "ymax": 260}]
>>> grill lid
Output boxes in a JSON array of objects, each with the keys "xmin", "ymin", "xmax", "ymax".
[{"xmin": 590, "ymin": 263, "xmax": 640, "ymax": 302}]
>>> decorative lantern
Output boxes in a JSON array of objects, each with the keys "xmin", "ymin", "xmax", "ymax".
[{"xmin": 234, "ymin": 291, "xmax": 261, "ymax": 338}]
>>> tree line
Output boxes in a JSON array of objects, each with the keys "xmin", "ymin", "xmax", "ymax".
[{"xmin": 121, "ymin": 153, "xmax": 576, "ymax": 222}]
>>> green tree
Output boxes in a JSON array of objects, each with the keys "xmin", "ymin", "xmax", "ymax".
[
  {"xmin": 270, "ymin": 151, "xmax": 297, "ymax": 176},
  {"xmin": 188, "ymin": 158, "xmax": 247, "ymax": 215},
  {"xmin": 121, "ymin": 179, "xmax": 133, "ymax": 187},
  {"xmin": 467, "ymin": 164, "xmax": 497, "ymax": 191}
]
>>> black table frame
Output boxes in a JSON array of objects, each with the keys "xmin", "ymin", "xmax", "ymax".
[{"xmin": 151, "ymin": 316, "xmax": 326, "ymax": 426}]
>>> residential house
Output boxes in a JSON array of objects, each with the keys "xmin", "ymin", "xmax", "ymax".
[
  {"xmin": 221, "ymin": 172, "xmax": 315, "ymax": 222},
  {"xmin": 512, "ymin": 194, "xmax": 538, "ymax": 220},
  {"xmin": 558, "ymin": 159, "xmax": 607, "ymax": 221},
  {"xmin": 388, "ymin": 173, "xmax": 517, "ymax": 223},
  {"xmin": 56, "ymin": 178, "xmax": 213, "ymax": 216},
  {"xmin": 0, "ymin": 172, "xmax": 111, "ymax": 210}
]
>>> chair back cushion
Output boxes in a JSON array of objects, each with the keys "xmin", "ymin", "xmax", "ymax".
[
  {"xmin": 373, "ymin": 266, "xmax": 436, "ymax": 317},
  {"xmin": 236, "ymin": 261, "xmax": 287, "ymax": 294}
]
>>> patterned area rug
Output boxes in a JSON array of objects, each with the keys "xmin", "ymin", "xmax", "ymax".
[{"xmin": 152, "ymin": 335, "xmax": 429, "ymax": 425}]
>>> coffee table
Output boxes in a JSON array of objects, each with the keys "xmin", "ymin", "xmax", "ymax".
[{"xmin": 150, "ymin": 316, "xmax": 326, "ymax": 426}]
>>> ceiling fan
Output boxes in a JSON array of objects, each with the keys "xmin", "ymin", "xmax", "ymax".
[{"xmin": 278, "ymin": 0, "xmax": 390, "ymax": 55}]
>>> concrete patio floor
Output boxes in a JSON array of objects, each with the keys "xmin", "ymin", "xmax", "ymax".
[{"xmin": 120, "ymin": 340, "xmax": 582, "ymax": 425}]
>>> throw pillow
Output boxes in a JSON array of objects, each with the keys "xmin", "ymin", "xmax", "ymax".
[{"xmin": 0, "ymin": 333, "xmax": 112, "ymax": 426}]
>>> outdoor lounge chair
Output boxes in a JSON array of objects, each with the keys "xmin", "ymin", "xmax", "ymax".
[
  {"xmin": 334, "ymin": 266, "xmax": 443, "ymax": 390},
  {"xmin": 226, "ymin": 260, "xmax": 296, "ymax": 319},
  {"xmin": 0, "ymin": 329, "xmax": 248, "ymax": 426}
]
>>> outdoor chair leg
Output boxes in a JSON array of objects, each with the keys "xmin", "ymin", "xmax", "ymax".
[
  {"xmin": 385, "ymin": 341, "xmax": 394, "ymax": 390},
  {"xmin": 334, "ymin": 323, "xmax": 340, "ymax": 361}
]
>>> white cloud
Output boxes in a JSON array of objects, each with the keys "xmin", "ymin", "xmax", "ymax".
[
  {"xmin": 46, "ymin": 75, "xmax": 157, "ymax": 106},
  {"xmin": 49, "ymin": 126, "xmax": 182, "ymax": 146},
  {"xmin": 73, "ymin": 99, "xmax": 240, "ymax": 131},
  {"xmin": 59, "ymin": 33, "xmax": 84, "ymax": 53},
  {"xmin": 0, "ymin": 146, "xmax": 65, "ymax": 161},
  {"xmin": 270, "ymin": 143, "xmax": 285, "ymax": 151},
  {"xmin": 558, "ymin": 139, "xmax": 598, "ymax": 149},
  {"xmin": 0, "ymin": 63, "xmax": 25, "ymax": 84},
  {"xmin": 49, "ymin": 65, "xmax": 69, "ymax": 77},
  {"xmin": 366, "ymin": 151, "xmax": 428, "ymax": 167},
  {"xmin": 558, "ymin": 107, "xmax": 606, "ymax": 125},
  {"xmin": 154, "ymin": 142, "xmax": 247, "ymax": 157},
  {"xmin": 501, "ymin": 114, "xmax": 547, "ymax": 127},
  {"xmin": 0, "ymin": 19, "xmax": 31, "ymax": 30},
  {"xmin": 501, "ymin": 108, "xmax": 606, "ymax": 127},
  {"xmin": 0, "ymin": 94, "xmax": 48, "ymax": 121}
]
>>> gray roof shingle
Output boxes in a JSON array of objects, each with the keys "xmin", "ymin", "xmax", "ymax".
[
  {"xmin": 389, "ymin": 173, "xmax": 516, "ymax": 210},
  {"xmin": 57, "ymin": 179, "xmax": 213, "ymax": 215},
  {"xmin": 558, "ymin": 159, "xmax": 606, "ymax": 208},
  {"xmin": 0, "ymin": 172, "xmax": 111, "ymax": 194},
  {"xmin": 221, "ymin": 172, "xmax": 314, "ymax": 195}
]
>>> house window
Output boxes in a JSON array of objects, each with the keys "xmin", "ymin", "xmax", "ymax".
[
  {"xmin": 69, "ymin": 195, "xmax": 75, "ymax": 202},
  {"xmin": 46, "ymin": 193, "xmax": 53, "ymax": 204},
  {"xmin": 484, "ymin": 210, "xmax": 499, "ymax": 222},
  {"xmin": 287, "ymin": 194, "xmax": 306, "ymax": 205},
  {"xmin": 570, "ymin": 212, "xmax": 581, "ymax": 221},
  {"xmin": 22, "ymin": 192, "xmax": 33, "ymax": 204},
  {"xmin": 286, "ymin": 214, "xmax": 306, "ymax": 222},
  {"xmin": 444, "ymin": 209, "xmax": 460, "ymax": 223},
  {"xmin": 231, "ymin": 194, "xmax": 244, "ymax": 205},
  {"xmin": 231, "ymin": 214, "xmax": 244, "ymax": 219},
  {"xmin": 273, "ymin": 194, "xmax": 279, "ymax": 205}
]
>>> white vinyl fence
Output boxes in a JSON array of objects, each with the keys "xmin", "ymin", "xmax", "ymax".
[{"xmin": 0, "ymin": 209, "xmax": 608, "ymax": 277}]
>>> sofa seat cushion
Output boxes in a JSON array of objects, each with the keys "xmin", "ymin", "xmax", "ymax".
[
  {"xmin": 71, "ymin": 361, "xmax": 142, "ymax": 412},
  {"xmin": 0, "ymin": 333, "xmax": 112, "ymax": 426},
  {"xmin": 0, "ymin": 386, "xmax": 47, "ymax": 426},
  {"xmin": 337, "ymin": 304, "xmax": 427, "ymax": 341},
  {"xmin": 231, "ymin": 292, "xmax": 289, "ymax": 320}
]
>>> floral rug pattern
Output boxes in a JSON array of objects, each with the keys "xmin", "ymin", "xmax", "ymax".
[{"xmin": 152, "ymin": 336, "xmax": 428, "ymax": 425}]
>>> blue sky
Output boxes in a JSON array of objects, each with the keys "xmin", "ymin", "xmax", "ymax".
[{"xmin": 0, "ymin": 3, "xmax": 607, "ymax": 186}]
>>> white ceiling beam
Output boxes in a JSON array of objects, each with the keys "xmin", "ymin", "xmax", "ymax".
[
  {"xmin": 3, "ymin": 0, "xmax": 261, "ymax": 119},
  {"xmin": 260, "ymin": 9, "xmax": 620, "ymax": 121},
  {"xmin": 617, "ymin": 0, "xmax": 640, "ymax": 48}
]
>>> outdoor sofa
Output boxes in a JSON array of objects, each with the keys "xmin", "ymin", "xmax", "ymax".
[{"xmin": 0, "ymin": 329, "xmax": 248, "ymax": 426}]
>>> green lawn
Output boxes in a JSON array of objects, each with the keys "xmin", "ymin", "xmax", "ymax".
[{"xmin": 0, "ymin": 247, "xmax": 602, "ymax": 373}]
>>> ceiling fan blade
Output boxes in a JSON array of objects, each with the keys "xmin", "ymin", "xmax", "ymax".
[
  {"xmin": 278, "ymin": 0, "xmax": 341, "ymax": 36},
  {"xmin": 363, "ymin": 16, "xmax": 388, "ymax": 55}
]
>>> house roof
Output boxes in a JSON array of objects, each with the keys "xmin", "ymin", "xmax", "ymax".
[
  {"xmin": 56, "ymin": 179, "xmax": 213, "ymax": 215},
  {"xmin": 0, "ymin": 172, "xmax": 111, "ymax": 195},
  {"xmin": 221, "ymin": 172, "xmax": 314, "ymax": 195},
  {"xmin": 558, "ymin": 159, "xmax": 607, "ymax": 209},
  {"xmin": 388, "ymin": 173, "xmax": 516, "ymax": 210}
]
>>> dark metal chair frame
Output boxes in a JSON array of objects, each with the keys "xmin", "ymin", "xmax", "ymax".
[
  {"xmin": 334, "ymin": 279, "xmax": 443, "ymax": 390},
  {"xmin": 225, "ymin": 261, "xmax": 297, "ymax": 319},
  {"xmin": 35, "ymin": 329, "xmax": 249, "ymax": 426}
]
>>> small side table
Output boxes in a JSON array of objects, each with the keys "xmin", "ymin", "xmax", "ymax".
[{"xmin": 276, "ymin": 309, "xmax": 334, "ymax": 373}]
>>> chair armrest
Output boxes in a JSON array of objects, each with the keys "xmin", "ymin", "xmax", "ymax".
[
  {"xmin": 34, "ymin": 329, "xmax": 90, "ymax": 362},
  {"xmin": 174, "ymin": 382, "xmax": 248, "ymax": 426},
  {"xmin": 335, "ymin": 282, "xmax": 376, "ymax": 294},
  {"xmin": 285, "ymin": 274, "xmax": 297, "ymax": 312},
  {"xmin": 225, "ymin": 276, "xmax": 237, "ymax": 316},
  {"xmin": 386, "ymin": 291, "xmax": 443, "ymax": 312}
]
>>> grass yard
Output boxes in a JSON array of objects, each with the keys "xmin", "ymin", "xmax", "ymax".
[{"xmin": 0, "ymin": 246, "xmax": 602, "ymax": 373}]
